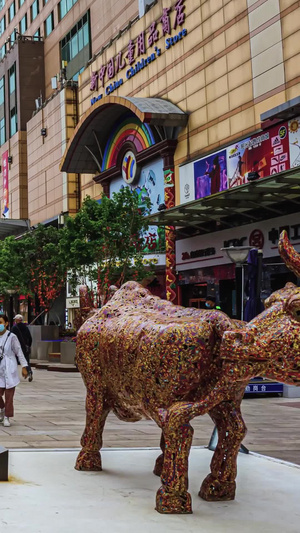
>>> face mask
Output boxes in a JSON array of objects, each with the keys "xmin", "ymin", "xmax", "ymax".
[{"xmin": 0, "ymin": 324, "xmax": 6, "ymax": 332}]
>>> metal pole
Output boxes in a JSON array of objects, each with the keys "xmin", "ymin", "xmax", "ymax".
[
  {"xmin": 9, "ymin": 295, "xmax": 14, "ymax": 329},
  {"xmin": 255, "ymin": 250, "xmax": 263, "ymax": 315},
  {"xmin": 235, "ymin": 265, "xmax": 242, "ymax": 320},
  {"xmin": 208, "ymin": 427, "xmax": 249, "ymax": 454},
  {"xmin": 241, "ymin": 264, "xmax": 244, "ymax": 322}
]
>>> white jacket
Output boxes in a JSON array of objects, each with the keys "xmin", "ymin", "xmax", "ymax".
[{"xmin": 0, "ymin": 330, "xmax": 28, "ymax": 389}]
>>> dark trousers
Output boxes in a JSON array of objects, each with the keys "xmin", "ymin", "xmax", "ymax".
[{"xmin": 0, "ymin": 387, "xmax": 15, "ymax": 417}]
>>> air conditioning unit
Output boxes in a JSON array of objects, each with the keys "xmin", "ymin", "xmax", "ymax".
[{"xmin": 51, "ymin": 76, "xmax": 57, "ymax": 89}]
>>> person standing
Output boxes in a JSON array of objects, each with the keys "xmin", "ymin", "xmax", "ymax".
[
  {"xmin": 11, "ymin": 314, "xmax": 33, "ymax": 382},
  {"xmin": 0, "ymin": 313, "xmax": 28, "ymax": 427}
]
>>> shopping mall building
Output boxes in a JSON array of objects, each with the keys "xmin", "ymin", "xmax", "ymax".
[{"xmin": 0, "ymin": 0, "xmax": 300, "ymax": 319}]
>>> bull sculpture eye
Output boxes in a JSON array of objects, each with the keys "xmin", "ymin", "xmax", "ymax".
[
  {"xmin": 285, "ymin": 294, "xmax": 300, "ymax": 322},
  {"xmin": 292, "ymin": 308, "xmax": 300, "ymax": 322},
  {"xmin": 289, "ymin": 303, "xmax": 300, "ymax": 322}
]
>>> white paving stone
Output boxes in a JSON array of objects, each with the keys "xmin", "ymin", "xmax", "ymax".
[{"xmin": 1, "ymin": 448, "xmax": 299, "ymax": 532}]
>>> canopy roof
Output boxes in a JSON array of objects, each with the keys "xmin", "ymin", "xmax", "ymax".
[
  {"xmin": 146, "ymin": 168, "xmax": 300, "ymax": 234},
  {"xmin": 0, "ymin": 219, "xmax": 30, "ymax": 240},
  {"xmin": 60, "ymin": 96, "xmax": 188, "ymax": 174}
]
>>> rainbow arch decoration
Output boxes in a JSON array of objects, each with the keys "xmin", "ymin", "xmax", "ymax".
[{"xmin": 101, "ymin": 116, "xmax": 155, "ymax": 172}]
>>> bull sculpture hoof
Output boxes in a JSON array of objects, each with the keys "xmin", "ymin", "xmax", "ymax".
[
  {"xmin": 199, "ymin": 474, "xmax": 236, "ymax": 501},
  {"xmin": 156, "ymin": 486, "xmax": 192, "ymax": 514},
  {"xmin": 75, "ymin": 450, "xmax": 102, "ymax": 471},
  {"xmin": 153, "ymin": 453, "xmax": 164, "ymax": 477}
]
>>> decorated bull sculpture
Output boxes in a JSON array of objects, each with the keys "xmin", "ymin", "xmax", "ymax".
[{"xmin": 75, "ymin": 231, "xmax": 300, "ymax": 514}]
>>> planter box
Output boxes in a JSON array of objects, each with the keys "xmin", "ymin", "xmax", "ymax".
[
  {"xmin": 283, "ymin": 384, "xmax": 300, "ymax": 398},
  {"xmin": 60, "ymin": 342, "xmax": 76, "ymax": 365},
  {"xmin": 36, "ymin": 341, "xmax": 61, "ymax": 361},
  {"xmin": 28, "ymin": 326, "xmax": 60, "ymax": 358}
]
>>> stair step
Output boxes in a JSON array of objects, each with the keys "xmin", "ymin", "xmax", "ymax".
[{"xmin": 48, "ymin": 352, "xmax": 61, "ymax": 363}]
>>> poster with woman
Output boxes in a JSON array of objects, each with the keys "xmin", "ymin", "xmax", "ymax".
[{"xmin": 194, "ymin": 149, "xmax": 227, "ymax": 199}]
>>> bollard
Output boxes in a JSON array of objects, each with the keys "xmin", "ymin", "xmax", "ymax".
[{"xmin": 0, "ymin": 446, "xmax": 8, "ymax": 481}]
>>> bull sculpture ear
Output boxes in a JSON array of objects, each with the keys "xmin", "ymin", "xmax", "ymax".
[{"xmin": 278, "ymin": 230, "xmax": 300, "ymax": 278}]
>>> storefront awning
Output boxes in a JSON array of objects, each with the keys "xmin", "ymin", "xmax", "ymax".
[
  {"xmin": 0, "ymin": 219, "xmax": 30, "ymax": 240},
  {"xmin": 60, "ymin": 96, "xmax": 188, "ymax": 174},
  {"xmin": 146, "ymin": 168, "xmax": 300, "ymax": 233}
]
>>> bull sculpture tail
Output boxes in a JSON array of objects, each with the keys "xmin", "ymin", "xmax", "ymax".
[{"xmin": 278, "ymin": 230, "xmax": 300, "ymax": 278}]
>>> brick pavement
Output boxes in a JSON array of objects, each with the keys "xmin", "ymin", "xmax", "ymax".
[{"xmin": 1, "ymin": 369, "xmax": 300, "ymax": 465}]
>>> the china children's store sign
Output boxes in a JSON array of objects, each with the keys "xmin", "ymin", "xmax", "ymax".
[{"xmin": 90, "ymin": 0, "xmax": 187, "ymax": 103}]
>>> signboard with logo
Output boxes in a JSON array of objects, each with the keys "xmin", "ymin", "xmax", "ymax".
[
  {"xmin": 176, "ymin": 212, "xmax": 300, "ymax": 271},
  {"xmin": 110, "ymin": 158, "xmax": 165, "ymax": 253},
  {"xmin": 227, "ymin": 122, "xmax": 290, "ymax": 188},
  {"xmin": 2, "ymin": 150, "xmax": 9, "ymax": 218},
  {"xmin": 179, "ymin": 116, "xmax": 300, "ymax": 204},
  {"xmin": 66, "ymin": 297, "xmax": 80, "ymax": 309}
]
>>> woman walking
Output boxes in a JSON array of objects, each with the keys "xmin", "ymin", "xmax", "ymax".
[{"xmin": 0, "ymin": 314, "xmax": 28, "ymax": 427}]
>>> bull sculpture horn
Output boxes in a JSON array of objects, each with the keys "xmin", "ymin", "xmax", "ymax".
[{"xmin": 278, "ymin": 230, "xmax": 300, "ymax": 277}]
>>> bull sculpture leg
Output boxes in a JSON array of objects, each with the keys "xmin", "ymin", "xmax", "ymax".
[
  {"xmin": 153, "ymin": 433, "xmax": 165, "ymax": 477},
  {"xmin": 154, "ymin": 377, "xmax": 233, "ymax": 513},
  {"xmin": 75, "ymin": 358, "xmax": 110, "ymax": 471},
  {"xmin": 200, "ymin": 395, "xmax": 246, "ymax": 501},
  {"xmin": 156, "ymin": 408, "xmax": 194, "ymax": 514}
]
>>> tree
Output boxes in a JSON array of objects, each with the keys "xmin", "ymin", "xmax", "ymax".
[
  {"xmin": 22, "ymin": 225, "xmax": 67, "ymax": 311},
  {"xmin": 0, "ymin": 225, "xmax": 67, "ymax": 315},
  {"xmin": 61, "ymin": 189, "xmax": 153, "ymax": 305}
]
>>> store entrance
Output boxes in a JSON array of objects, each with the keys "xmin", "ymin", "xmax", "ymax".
[
  {"xmin": 219, "ymin": 279, "xmax": 236, "ymax": 318},
  {"xmin": 270, "ymin": 271, "xmax": 297, "ymax": 292},
  {"xmin": 181, "ymin": 283, "xmax": 208, "ymax": 309}
]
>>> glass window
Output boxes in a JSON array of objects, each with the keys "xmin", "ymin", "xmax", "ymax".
[
  {"xmin": 44, "ymin": 11, "xmax": 54, "ymax": 37},
  {"xmin": 0, "ymin": 44, "xmax": 6, "ymax": 59},
  {"xmin": 8, "ymin": 1, "xmax": 15, "ymax": 22},
  {"xmin": 9, "ymin": 63, "xmax": 15, "ymax": 94},
  {"xmin": 58, "ymin": 0, "xmax": 66, "ymax": 20},
  {"xmin": 10, "ymin": 106, "xmax": 17, "ymax": 136},
  {"xmin": 58, "ymin": 0, "xmax": 77, "ymax": 21},
  {"xmin": 0, "ymin": 118, "xmax": 5, "ymax": 146},
  {"xmin": 19, "ymin": 0, "xmax": 25, "ymax": 6},
  {"xmin": 20, "ymin": 13, "xmax": 27, "ymax": 33},
  {"xmin": 0, "ymin": 15, "xmax": 5, "ymax": 36},
  {"xmin": 10, "ymin": 30, "xmax": 16, "ymax": 44},
  {"xmin": 83, "ymin": 21, "xmax": 89, "ymax": 47},
  {"xmin": 0, "ymin": 76, "xmax": 4, "ymax": 106},
  {"xmin": 0, "ymin": 0, "xmax": 5, "ymax": 10},
  {"xmin": 31, "ymin": 0, "xmax": 39, "ymax": 21},
  {"xmin": 72, "ymin": 67, "xmax": 83, "ymax": 82},
  {"xmin": 60, "ymin": 12, "xmax": 90, "ymax": 63},
  {"xmin": 33, "ymin": 28, "xmax": 40, "ymax": 39}
]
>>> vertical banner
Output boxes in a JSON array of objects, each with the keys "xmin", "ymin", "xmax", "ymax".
[
  {"xmin": 164, "ymin": 167, "xmax": 177, "ymax": 303},
  {"xmin": 2, "ymin": 150, "xmax": 9, "ymax": 218}
]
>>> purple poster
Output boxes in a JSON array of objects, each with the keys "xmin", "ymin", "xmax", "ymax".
[{"xmin": 194, "ymin": 149, "xmax": 227, "ymax": 199}]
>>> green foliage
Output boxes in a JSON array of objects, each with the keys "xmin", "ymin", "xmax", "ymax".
[
  {"xmin": 0, "ymin": 189, "xmax": 154, "ymax": 309},
  {"xmin": 61, "ymin": 189, "xmax": 153, "ymax": 302},
  {"xmin": 0, "ymin": 224, "xmax": 67, "ymax": 310}
]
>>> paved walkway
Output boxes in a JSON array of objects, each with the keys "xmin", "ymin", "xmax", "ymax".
[{"xmin": 1, "ymin": 369, "xmax": 300, "ymax": 464}]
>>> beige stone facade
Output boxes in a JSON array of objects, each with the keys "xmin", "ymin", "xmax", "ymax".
[
  {"xmin": 26, "ymin": 85, "xmax": 78, "ymax": 225},
  {"xmin": 0, "ymin": 0, "xmax": 299, "ymax": 226},
  {"xmin": 78, "ymin": 0, "xmax": 300, "ymax": 206}
]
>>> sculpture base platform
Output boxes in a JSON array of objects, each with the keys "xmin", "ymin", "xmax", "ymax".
[{"xmin": 3, "ymin": 448, "xmax": 300, "ymax": 533}]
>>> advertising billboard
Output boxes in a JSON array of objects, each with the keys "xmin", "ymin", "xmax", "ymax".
[
  {"xmin": 226, "ymin": 122, "xmax": 290, "ymax": 188},
  {"xmin": 180, "ymin": 116, "xmax": 300, "ymax": 205}
]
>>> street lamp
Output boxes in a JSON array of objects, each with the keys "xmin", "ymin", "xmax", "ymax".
[{"xmin": 221, "ymin": 245, "xmax": 253, "ymax": 320}]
